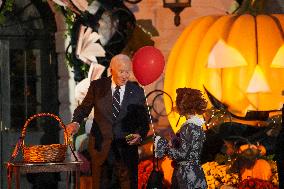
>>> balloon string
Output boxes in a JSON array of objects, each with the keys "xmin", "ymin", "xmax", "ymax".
[
  {"xmin": 143, "ymin": 87, "xmax": 159, "ymax": 167},
  {"xmin": 143, "ymin": 87, "xmax": 156, "ymax": 137}
]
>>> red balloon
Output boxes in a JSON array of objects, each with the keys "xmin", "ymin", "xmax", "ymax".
[{"xmin": 132, "ymin": 46, "xmax": 165, "ymax": 86}]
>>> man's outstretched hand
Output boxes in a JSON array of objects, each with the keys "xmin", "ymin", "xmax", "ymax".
[
  {"xmin": 66, "ymin": 122, "xmax": 80, "ymax": 136},
  {"xmin": 126, "ymin": 133, "xmax": 142, "ymax": 145}
]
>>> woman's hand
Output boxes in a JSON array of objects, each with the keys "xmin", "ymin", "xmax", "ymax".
[{"xmin": 168, "ymin": 140, "xmax": 173, "ymax": 148}]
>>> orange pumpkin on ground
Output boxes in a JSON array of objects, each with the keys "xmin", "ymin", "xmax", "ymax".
[{"xmin": 241, "ymin": 159, "xmax": 272, "ymax": 181}]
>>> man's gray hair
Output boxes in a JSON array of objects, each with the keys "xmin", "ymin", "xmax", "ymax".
[{"xmin": 110, "ymin": 54, "xmax": 131, "ymax": 67}]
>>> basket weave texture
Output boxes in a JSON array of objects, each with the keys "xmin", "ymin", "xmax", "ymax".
[{"xmin": 21, "ymin": 113, "xmax": 69, "ymax": 163}]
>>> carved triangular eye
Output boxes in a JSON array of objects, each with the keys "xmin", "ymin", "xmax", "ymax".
[
  {"xmin": 208, "ymin": 39, "xmax": 247, "ymax": 68},
  {"xmin": 246, "ymin": 65, "xmax": 270, "ymax": 93},
  {"xmin": 271, "ymin": 44, "xmax": 284, "ymax": 68}
]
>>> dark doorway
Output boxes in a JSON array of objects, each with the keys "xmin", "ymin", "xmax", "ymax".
[{"xmin": 0, "ymin": 0, "xmax": 58, "ymax": 188}]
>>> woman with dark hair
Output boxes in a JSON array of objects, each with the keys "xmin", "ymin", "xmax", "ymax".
[{"xmin": 155, "ymin": 87, "xmax": 208, "ymax": 189}]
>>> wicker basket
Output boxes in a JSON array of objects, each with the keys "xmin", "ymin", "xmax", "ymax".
[{"xmin": 21, "ymin": 113, "xmax": 69, "ymax": 163}]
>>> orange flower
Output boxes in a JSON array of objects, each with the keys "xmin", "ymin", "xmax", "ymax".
[{"xmin": 138, "ymin": 160, "xmax": 154, "ymax": 189}]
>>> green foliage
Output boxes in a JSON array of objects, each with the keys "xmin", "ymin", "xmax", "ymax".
[
  {"xmin": 0, "ymin": 0, "xmax": 15, "ymax": 24},
  {"xmin": 64, "ymin": 9, "xmax": 76, "ymax": 37},
  {"xmin": 214, "ymin": 153, "xmax": 229, "ymax": 165},
  {"xmin": 52, "ymin": 4, "xmax": 85, "ymax": 73},
  {"xmin": 264, "ymin": 154, "xmax": 275, "ymax": 161}
]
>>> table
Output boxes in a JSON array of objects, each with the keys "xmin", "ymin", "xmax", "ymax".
[{"xmin": 6, "ymin": 161, "xmax": 82, "ymax": 189}]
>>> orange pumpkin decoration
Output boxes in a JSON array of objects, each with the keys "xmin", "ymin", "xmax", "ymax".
[
  {"xmin": 164, "ymin": 14, "xmax": 284, "ymax": 132},
  {"xmin": 238, "ymin": 143, "xmax": 266, "ymax": 156},
  {"xmin": 239, "ymin": 144, "xmax": 257, "ymax": 153},
  {"xmin": 257, "ymin": 144, "xmax": 266, "ymax": 156},
  {"xmin": 241, "ymin": 159, "xmax": 272, "ymax": 181}
]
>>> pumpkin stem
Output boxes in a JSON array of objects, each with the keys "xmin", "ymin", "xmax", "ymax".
[{"xmin": 235, "ymin": 0, "xmax": 265, "ymax": 15}]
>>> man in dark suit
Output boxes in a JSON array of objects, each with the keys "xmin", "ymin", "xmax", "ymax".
[{"xmin": 66, "ymin": 54, "xmax": 149, "ymax": 189}]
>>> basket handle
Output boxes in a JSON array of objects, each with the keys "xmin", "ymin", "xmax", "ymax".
[
  {"xmin": 7, "ymin": 113, "xmax": 78, "ymax": 185},
  {"xmin": 20, "ymin": 113, "xmax": 78, "ymax": 161},
  {"xmin": 21, "ymin": 113, "xmax": 69, "ymax": 146}
]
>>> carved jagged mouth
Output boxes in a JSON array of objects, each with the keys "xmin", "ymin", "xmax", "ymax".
[{"xmin": 203, "ymin": 86, "xmax": 281, "ymax": 121}]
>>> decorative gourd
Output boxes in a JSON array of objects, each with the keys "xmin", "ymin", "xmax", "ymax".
[
  {"xmin": 164, "ymin": 14, "xmax": 284, "ymax": 132},
  {"xmin": 257, "ymin": 144, "xmax": 266, "ymax": 156},
  {"xmin": 239, "ymin": 144, "xmax": 257, "ymax": 153},
  {"xmin": 238, "ymin": 144, "xmax": 266, "ymax": 156}
]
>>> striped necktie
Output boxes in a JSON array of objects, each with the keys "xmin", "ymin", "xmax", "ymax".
[{"xmin": 112, "ymin": 85, "xmax": 120, "ymax": 121}]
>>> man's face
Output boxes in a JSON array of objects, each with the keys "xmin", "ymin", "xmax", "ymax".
[{"xmin": 111, "ymin": 61, "xmax": 131, "ymax": 86}]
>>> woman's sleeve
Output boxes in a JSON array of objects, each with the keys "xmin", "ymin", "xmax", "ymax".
[
  {"xmin": 154, "ymin": 135, "xmax": 168, "ymax": 158},
  {"xmin": 167, "ymin": 125, "xmax": 198, "ymax": 160}
]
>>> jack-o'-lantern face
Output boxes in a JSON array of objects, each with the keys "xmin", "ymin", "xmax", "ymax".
[{"xmin": 164, "ymin": 14, "xmax": 284, "ymax": 132}]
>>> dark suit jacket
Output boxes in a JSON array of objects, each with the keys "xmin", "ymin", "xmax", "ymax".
[{"xmin": 72, "ymin": 76, "xmax": 149, "ymax": 166}]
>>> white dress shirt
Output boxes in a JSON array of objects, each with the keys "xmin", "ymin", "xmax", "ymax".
[{"xmin": 111, "ymin": 80, "xmax": 126, "ymax": 105}]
